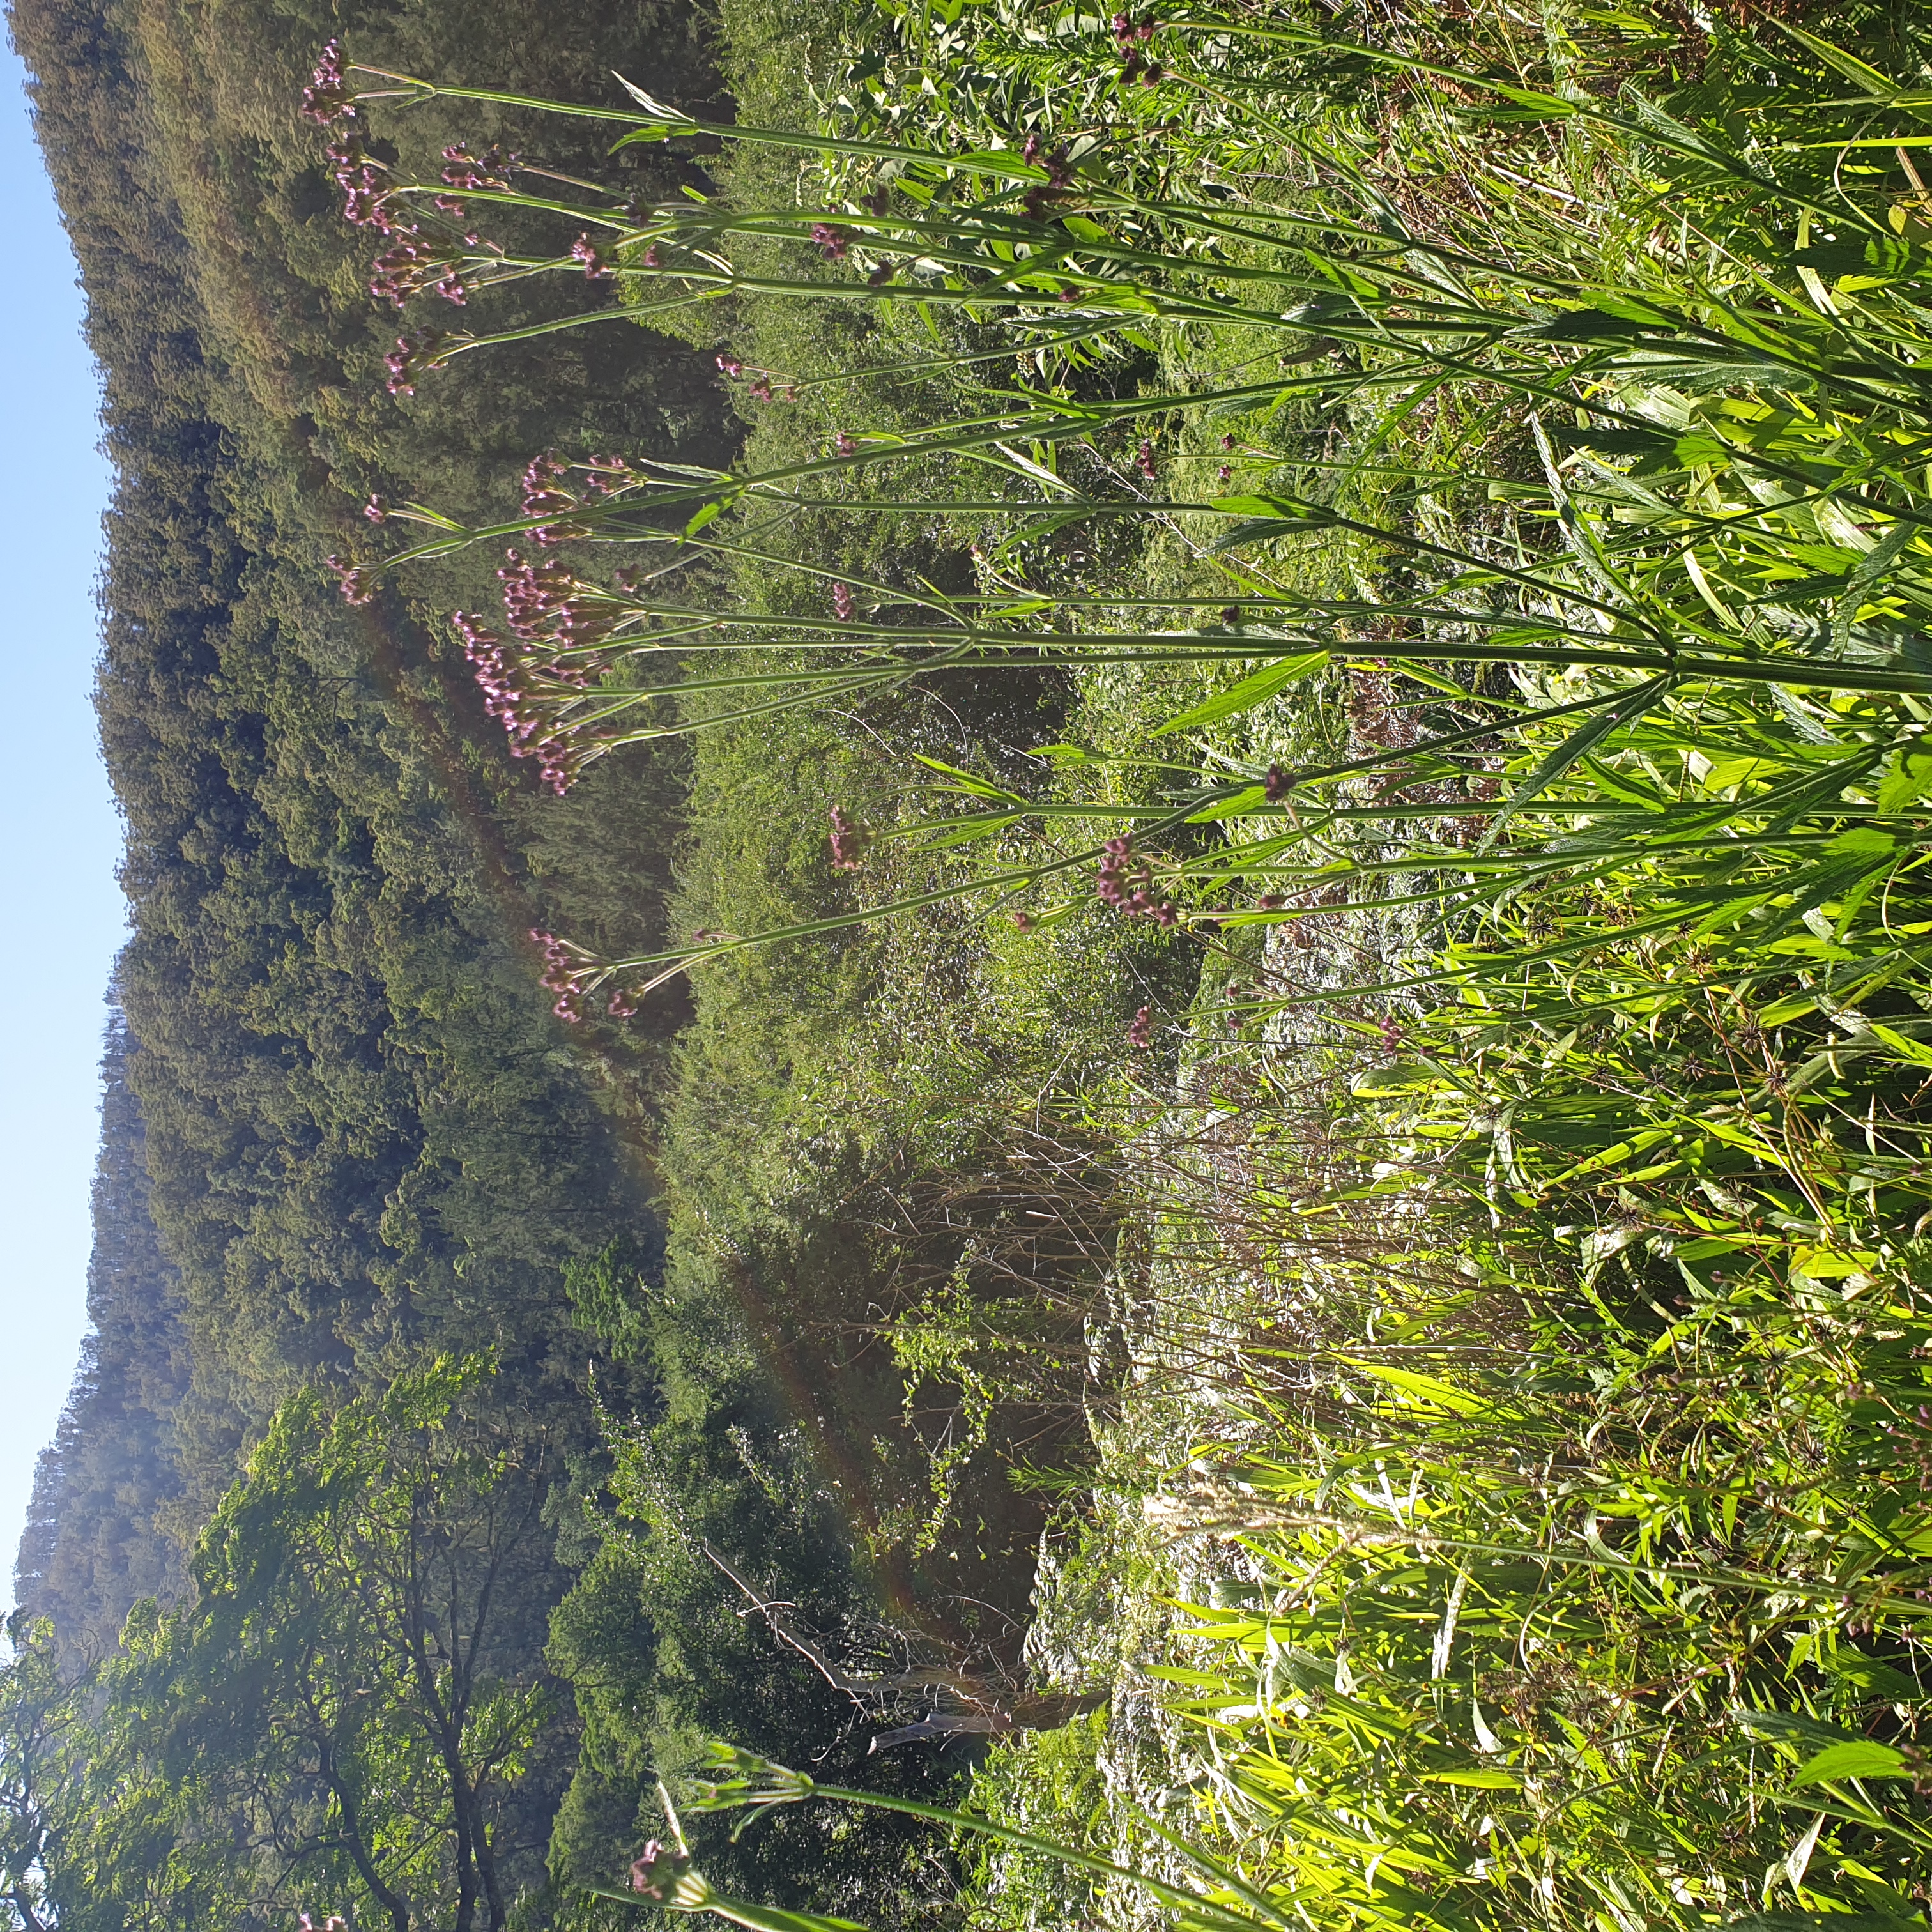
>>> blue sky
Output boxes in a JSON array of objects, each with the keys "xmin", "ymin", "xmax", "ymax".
[{"xmin": 0, "ymin": 40, "xmax": 127, "ymax": 1609}]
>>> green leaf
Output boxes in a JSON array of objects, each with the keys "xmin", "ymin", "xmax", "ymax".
[
  {"xmin": 1482, "ymin": 677, "xmax": 1672, "ymax": 850},
  {"xmin": 1421, "ymin": 1768, "xmax": 1519, "ymax": 1788},
  {"xmin": 1344, "ymin": 1360, "xmax": 1492, "ymax": 1416},
  {"xmin": 1790, "ymin": 1741, "xmax": 1911, "ymax": 1787},
  {"xmin": 1827, "ymin": 827, "xmax": 1897, "ymax": 859},
  {"xmin": 909, "ymin": 755, "xmax": 1029, "ymax": 804},
  {"xmin": 1533, "ymin": 305, "xmax": 1660, "ymax": 342},
  {"xmin": 1794, "ymin": 236, "xmax": 1919, "ymax": 284},
  {"xmin": 1768, "ymin": 20, "xmax": 1907, "ymax": 100},
  {"xmin": 1152, "ymin": 654, "xmax": 1329, "ymax": 735},
  {"xmin": 1878, "ymin": 749, "xmax": 1932, "ymax": 813},
  {"xmin": 1210, "ymin": 494, "xmax": 1346, "ymax": 548}
]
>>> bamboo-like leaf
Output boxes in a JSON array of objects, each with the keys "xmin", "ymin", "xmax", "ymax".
[{"xmin": 1153, "ymin": 654, "xmax": 1330, "ymax": 735}]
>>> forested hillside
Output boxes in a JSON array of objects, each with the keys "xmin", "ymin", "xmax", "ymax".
[
  {"xmin": 12, "ymin": 0, "xmax": 706, "ymax": 1530},
  {"xmin": 16, "ymin": 1004, "xmax": 190, "ymax": 1670}
]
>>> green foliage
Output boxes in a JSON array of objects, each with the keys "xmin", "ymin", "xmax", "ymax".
[
  {"xmin": 33, "ymin": 0, "xmax": 1932, "ymax": 1926},
  {"xmin": 41, "ymin": 1361, "xmax": 569, "ymax": 1932}
]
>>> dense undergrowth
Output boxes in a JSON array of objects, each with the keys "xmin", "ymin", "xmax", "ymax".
[
  {"xmin": 20, "ymin": 0, "xmax": 1932, "ymax": 1924},
  {"xmin": 310, "ymin": 0, "xmax": 1932, "ymax": 1919}
]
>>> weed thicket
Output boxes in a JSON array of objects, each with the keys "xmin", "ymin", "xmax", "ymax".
[{"xmin": 315, "ymin": 1, "xmax": 1932, "ymax": 1925}]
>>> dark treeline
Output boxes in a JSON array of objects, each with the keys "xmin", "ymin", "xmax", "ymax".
[{"xmin": 17, "ymin": 1002, "xmax": 190, "ymax": 1671}]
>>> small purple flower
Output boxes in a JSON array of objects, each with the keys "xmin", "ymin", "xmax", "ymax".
[
  {"xmin": 629, "ymin": 1843, "xmax": 695, "ymax": 1904},
  {"xmin": 383, "ymin": 330, "xmax": 445, "ymax": 397},
  {"xmin": 1263, "ymin": 763, "xmax": 1289, "ymax": 803},
  {"xmin": 325, "ymin": 554, "xmax": 374, "ymax": 604},
  {"xmin": 831, "ymin": 583, "xmax": 855, "ymax": 620},
  {"xmin": 810, "ymin": 222, "xmax": 850, "ymax": 261},
  {"xmin": 1126, "ymin": 1005, "xmax": 1153, "ymax": 1049},
  {"xmin": 300, "ymin": 40, "xmax": 355, "ymax": 124},
  {"xmin": 829, "ymin": 806, "xmax": 871, "ymax": 870},
  {"xmin": 1095, "ymin": 834, "xmax": 1176, "ymax": 924}
]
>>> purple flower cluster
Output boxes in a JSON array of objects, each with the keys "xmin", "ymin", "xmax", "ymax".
[
  {"xmin": 1112, "ymin": 13, "xmax": 1163, "ymax": 84},
  {"xmin": 440, "ymin": 144, "xmax": 510, "ymax": 194},
  {"xmin": 831, "ymin": 583, "xmax": 855, "ymax": 621},
  {"xmin": 1126, "ymin": 1004, "xmax": 1153, "ymax": 1048},
  {"xmin": 1019, "ymin": 134, "xmax": 1075, "ymax": 221},
  {"xmin": 449, "ymin": 540, "xmax": 632, "ymax": 796},
  {"xmin": 1263, "ymin": 763, "xmax": 1289, "ymax": 802},
  {"xmin": 457, "ymin": 604, "xmax": 603, "ymax": 797},
  {"xmin": 370, "ymin": 232, "xmax": 468, "ymax": 307},
  {"xmin": 628, "ymin": 1843, "xmax": 695, "ymax": 1905},
  {"xmin": 519, "ymin": 453, "xmax": 594, "ymax": 544},
  {"xmin": 529, "ymin": 927, "xmax": 648, "ymax": 1025},
  {"xmin": 1135, "ymin": 440, "xmax": 1157, "ymax": 482},
  {"xmin": 713, "ymin": 354, "xmax": 798, "ymax": 402},
  {"xmin": 530, "ymin": 928, "xmax": 595, "ymax": 1022},
  {"xmin": 300, "ymin": 40, "xmax": 355, "ymax": 125},
  {"xmin": 829, "ymin": 806, "xmax": 871, "ymax": 871},
  {"xmin": 384, "ymin": 330, "xmax": 445, "ymax": 397},
  {"xmin": 810, "ymin": 222, "xmax": 849, "ymax": 261},
  {"xmin": 325, "ymin": 554, "xmax": 374, "ymax": 604},
  {"xmin": 1095, "ymin": 834, "xmax": 1177, "ymax": 924},
  {"xmin": 325, "ymin": 137, "xmax": 397, "ymax": 232},
  {"xmin": 571, "ymin": 232, "xmax": 611, "ymax": 278},
  {"xmin": 498, "ymin": 549, "xmax": 618, "ymax": 659}
]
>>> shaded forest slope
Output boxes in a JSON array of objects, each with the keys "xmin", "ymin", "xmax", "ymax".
[{"xmin": 7, "ymin": 0, "xmax": 723, "ymax": 1644}]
